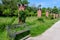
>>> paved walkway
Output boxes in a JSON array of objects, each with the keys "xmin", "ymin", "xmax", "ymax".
[{"xmin": 26, "ymin": 21, "xmax": 60, "ymax": 40}]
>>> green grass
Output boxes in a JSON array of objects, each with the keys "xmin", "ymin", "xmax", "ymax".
[
  {"xmin": 0, "ymin": 16, "xmax": 60, "ymax": 40},
  {"xmin": 0, "ymin": 30, "xmax": 9, "ymax": 40},
  {"xmin": 26, "ymin": 17, "xmax": 60, "ymax": 36},
  {"xmin": 0, "ymin": 17, "xmax": 16, "ymax": 32},
  {"xmin": 0, "ymin": 17, "xmax": 16, "ymax": 26}
]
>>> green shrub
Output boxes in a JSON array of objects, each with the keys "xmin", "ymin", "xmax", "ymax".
[
  {"xmin": 14, "ymin": 10, "xmax": 18, "ymax": 16},
  {"xmin": 19, "ymin": 10, "xmax": 27, "ymax": 23},
  {"xmin": 37, "ymin": 17, "xmax": 45, "ymax": 22},
  {"xmin": 3, "ymin": 9, "xmax": 11, "ymax": 16},
  {"xmin": 0, "ymin": 17, "xmax": 16, "ymax": 31}
]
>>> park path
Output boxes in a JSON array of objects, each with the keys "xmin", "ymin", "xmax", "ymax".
[{"xmin": 26, "ymin": 20, "xmax": 60, "ymax": 40}]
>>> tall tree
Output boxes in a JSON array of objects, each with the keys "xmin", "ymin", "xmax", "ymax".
[
  {"xmin": 52, "ymin": 6, "xmax": 59, "ymax": 18},
  {"xmin": 2, "ymin": 0, "xmax": 29, "ymax": 16},
  {"xmin": 2, "ymin": 0, "xmax": 18, "ymax": 16},
  {"xmin": 52, "ymin": 6, "xmax": 59, "ymax": 14},
  {"xmin": 47, "ymin": 7, "xmax": 52, "ymax": 13}
]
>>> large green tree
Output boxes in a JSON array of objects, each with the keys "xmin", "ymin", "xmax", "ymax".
[
  {"xmin": 1, "ymin": 0, "xmax": 29, "ymax": 16},
  {"xmin": 52, "ymin": 6, "xmax": 59, "ymax": 14},
  {"xmin": 47, "ymin": 7, "xmax": 52, "ymax": 13},
  {"xmin": 2, "ymin": 0, "xmax": 18, "ymax": 16}
]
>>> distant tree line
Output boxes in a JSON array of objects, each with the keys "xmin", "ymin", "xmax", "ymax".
[{"xmin": 0, "ymin": 0, "xmax": 60, "ymax": 17}]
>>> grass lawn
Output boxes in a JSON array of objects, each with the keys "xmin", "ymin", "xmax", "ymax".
[
  {"xmin": 0, "ymin": 17, "xmax": 16, "ymax": 25},
  {"xmin": 26, "ymin": 17, "xmax": 60, "ymax": 36},
  {"xmin": 0, "ymin": 16, "xmax": 60, "ymax": 40}
]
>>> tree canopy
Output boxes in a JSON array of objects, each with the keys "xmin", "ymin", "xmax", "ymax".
[
  {"xmin": 0, "ymin": 0, "xmax": 29, "ymax": 16},
  {"xmin": 52, "ymin": 6, "xmax": 59, "ymax": 14}
]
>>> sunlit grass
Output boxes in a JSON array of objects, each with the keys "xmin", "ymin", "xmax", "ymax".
[
  {"xmin": 26, "ymin": 17, "xmax": 60, "ymax": 36},
  {"xmin": 0, "ymin": 16, "xmax": 60, "ymax": 40}
]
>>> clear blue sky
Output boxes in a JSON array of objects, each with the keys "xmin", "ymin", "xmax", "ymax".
[
  {"xmin": 28, "ymin": 0, "xmax": 60, "ymax": 8},
  {"xmin": 0, "ymin": 0, "xmax": 60, "ymax": 8}
]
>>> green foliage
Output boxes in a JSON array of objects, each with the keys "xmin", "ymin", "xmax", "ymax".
[
  {"xmin": 30, "ymin": 6, "xmax": 37, "ymax": 13},
  {"xmin": 42, "ymin": 13, "xmax": 45, "ymax": 16},
  {"xmin": 30, "ymin": 17, "xmax": 59, "ymax": 36},
  {"xmin": 21, "ymin": 0, "xmax": 29, "ymax": 4},
  {"xmin": 26, "ymin": 6, "xmax": 37, "ymax": 16},
  {"xmin": 0, "ymin": 17, "xmax": 60, "ymax": 40},
  {"xmin": 52, "ymin": 6, "xmax": 59, "ymax": 14},
  {"xmin": 47, "ymin": 7, "xmax": 52, "ymax": 13},
  {"xmin": 0, "ymin": 0, "xmax": 29, "ymax": 16},
  {"xmin": 58, "ymin": 8, "xmax": 60, "ymax": 14},
  {"xmin": 37, "ymin": 17, "xmax": 45, "ymax": 22},
  {"xmin": 42, "ymin": 7, "xmax": 46, "ymax": 13},
  {"xmin": 19, "ymin": 10, "xmax": 27, "ymax": 23},
  {"xmin": 24, "ymin": 9, "xmax": 29, "ymax": 16},
  {"xmin": 1, "ymin": 0, "xmax": 18, "ymax": 16},
  {"xmin": 3, "ymin": 9, "xmax": 11, "ymax": 16},
  {"xmin": 0, "ymin": 0, "xmax": 60, "ymax": 17},
  {"xmin": 49, "ymin": 15, "xmax": 54, "ymax": 19},
  {"xmin": 0, "ymin": 5, "xmax": 4, "ymax": 14},
  {"xmin": 26, "ymin": 17, "xmax": 59, "ymax": 36},
  {"xmin": 0, "ymin": 22, "xmax": 5, "ymax": 32},
  {"xmin": 14, "ymin": 10, "xmax": 18, "ymax": 16},
  {"xmin": 30, "ymin": 12, "xmax": 34, "ymax": 16},
  {"xmin": 0, "ymin": 30, "xmax": 8, "ymax": 40},
  {"xmin": 0, "ymin": 17, "xmax": 16, "ymax": 31}
]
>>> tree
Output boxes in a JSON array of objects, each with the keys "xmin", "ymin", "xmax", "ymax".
[
  {"xmin": 22, "ymin": 0, "xmax": 29, "ymax": 4},
  {"xmin": 3, "ymin": 9, "xmax": 11, "ymax": 16},
  {"xmin": 17, "ymin": 0, "xmax": 29, "ymax": 23},
  {"xmin": 1, "ymin": 0, "xmax": 29, "ymax": 16},
  {"xmin": 58, "ymin": 7, "xmax": 60, "ymax": 14},
  {"xmin": 58, "ymin": 7, "xmax": 60, "ymax": 17},
  {"xmin": 52, "ymin": 6, "xmax": 59, "ymax": 14},
  {"xmin": 47, "ymin": 7, "xmax": 52, "ymax": 13},
  {"xmin": 42, "ymin": 7, "xmax": 46, "ymax": 13},
  {"xmin": 0, "ymin": 4, "xmax": 4, "ymax": 15},
  {"xmin": 2, "ymin": 0, "xmax": 18, "ymax": 16},
  {"xmin": 52, "ymin": 6, "xmax": 59, "ymax": 18}
]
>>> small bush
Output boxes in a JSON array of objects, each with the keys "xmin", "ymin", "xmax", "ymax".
[
  {"xmin": 3, "ymin": 9, "xmax": 11, "ymax": 16},
  {"xmin": 14, "ymin": 10, "xmax": 18, "ymax": 16},
  {"xmin": 0, "ymin": 17, "xmax": 16, "ymax": 32},
  {"xmin": 37, "ymin": 17, "xmax": 45, "ymax": 22}
]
